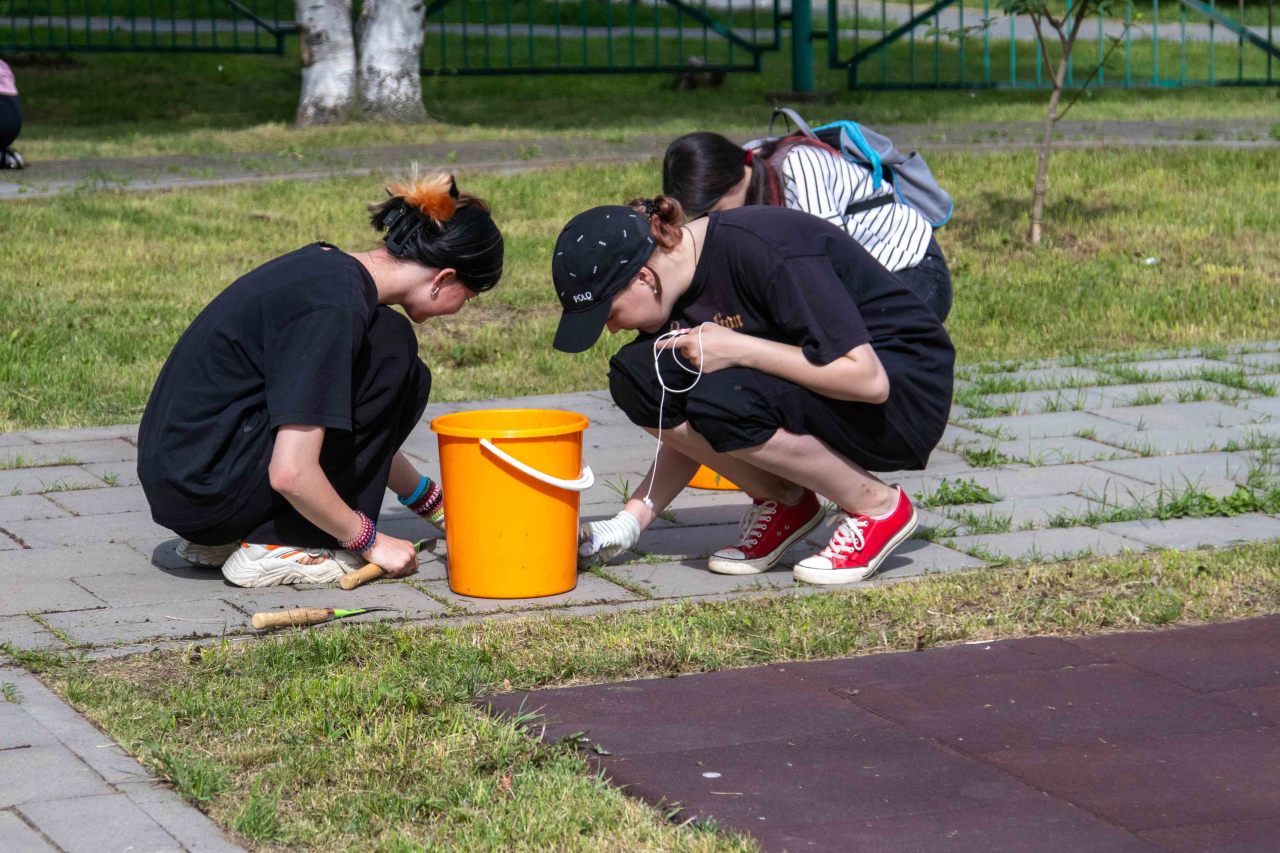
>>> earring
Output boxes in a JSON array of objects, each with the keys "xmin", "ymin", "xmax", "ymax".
[{"xmin": 431, "ymin": 286, "xmax": 441, "ymax": 297}]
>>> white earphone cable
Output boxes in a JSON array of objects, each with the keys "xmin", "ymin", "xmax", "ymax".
[{"xmin": 640, "ymin": 322, "xmax": 711, "ymax": 510}]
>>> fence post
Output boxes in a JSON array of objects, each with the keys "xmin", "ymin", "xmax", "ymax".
[{"xmin": 791, "ymin": 0, "xmax": 815, "ymax": 92}]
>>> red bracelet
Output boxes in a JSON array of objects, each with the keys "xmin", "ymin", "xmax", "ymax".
[{"xmin": 338, "ymin": 511, "xmax": 376, "ymax": 554}]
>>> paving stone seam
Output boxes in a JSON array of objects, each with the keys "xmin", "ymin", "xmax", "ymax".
[{"xmin": 1, "ymin": 806, "xmax": 62, "ymax": 851}]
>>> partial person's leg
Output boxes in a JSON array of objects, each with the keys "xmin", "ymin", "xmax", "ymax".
[
  {"xmin": 249, "ymin": 307, "xmax": 430, "ymax": 545},
  {"xmin": 894, "ymin": 235, "xmax": 952, "ymax": 323},
  {"xmin": 682, "ymin": 369, "xmax": 920, "ymax": 578},
  {"xmin": 219, "ymin": 309, "xmax": 430, "ymax": 586},
  {"xmin": 0, "ymin": 95, "xmax": 24, "ymax": 169}
]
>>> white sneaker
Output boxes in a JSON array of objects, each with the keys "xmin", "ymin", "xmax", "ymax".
[
  {"xmin": 221, "ymin": 542, "xmax": 366, "ymax": 588},
  {"xmin": 175, "ymin": 539, "xmax": 239, "ymax": 568}
]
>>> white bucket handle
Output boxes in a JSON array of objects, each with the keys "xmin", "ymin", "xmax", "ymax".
[{"xmin": 479, "ymin": 438, "xmax": 595, "ymax": 492}]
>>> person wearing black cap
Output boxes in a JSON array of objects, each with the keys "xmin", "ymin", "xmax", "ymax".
[
  {"xmin": 138, "ymin": 172, "xmax": 504, "ymax": 587},
  {"xmin": 555, "ymin": 197, "xmax": 953, "ymax": 585}
]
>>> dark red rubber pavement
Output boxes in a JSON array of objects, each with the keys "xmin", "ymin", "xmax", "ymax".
[{"xmin": 482, "ymin": 616, "xmax": 1280, "ymax": 851}]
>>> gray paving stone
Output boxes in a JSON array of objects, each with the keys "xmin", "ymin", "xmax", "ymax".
[
  {"xmin": 425, "ymin": 572, "xmax": 641, "ymax": 612},
  {"xmin": 19, "ymin": 794, "xmax": 181, "ymax": 853},
  {"xmin": 20, "ymin": 424, "xmax": 137, "ymax": 443},
  {"xmin": 77, "ymin": 461, "xmax": 139, "ymax": 487},
  {"xmin": 1091, "ymin": 401, "xmax": 1266, "ymax": 430},
  {"xmin": 925, "ymin": 464, "xmax": 1150, "ymax": 501},
  {"xmin": 1102, "ymin": 357, "xmax": 1244, "ymax": 380},
  {"xmin": 0, "ymin": 616, "xmax": 63, "ymax": 651},
  {"xmin": 0, "ymin": 745, "xmax": 113, "ymax": 807},
  {"xmin": 0, "ymin": 572, "xmax": 105, "ymax": 616},
  {"xmin": 234, "ymin": 581, "xmax": 449, "ymax": 623},
  {"xmin": 628, "ymin": 522, "xmax": 742, "ymax": 560},
  {"xmin": 1096, "ymin": 379, "xmax": 1254, "ymax": 406},
  {"xmin": 114, "ymin": 779, "xmax": 245, "ymax": 853},
  {"xmin": 0, "ymin": 704, "xmax": 58, "ymax": 750},
  {"xmin": 947, "ymin": 526, "xmax": 1147, "ymax": 562},
  {"xmin": 1, "ymin": 668, "xmax": 151, "ymax": 785},
  {"xmin": 0, "ymin": 810, "xmax": 55, "ymax": 852},
  {"xmin": 1088, "ymin": 423, "xmax": 1280, "ymax": 456},
  {"xmin": 1241, "ymin": 396, "xmax": 1280, "ymax": 418},
  {"xmin": 0, "ymin": 439, "xmax": 136, "ymax": 469},
  {"xmin": 983, "ymin": 435, "xmax": 1135, "ymax": 465},
  {"xmin": 43, "ymin": 599, "xmax": 251, "ymax": 645},
  {"xmin": 0, "ymin": 495, "xmax": 68, "ymax": 523},
  {"xmin": 939, "ymin": 423, "xmax": 997, "ymax": 447},
  {"xmin": 975, "ymin": 386, "xmax": 1115, "ymax": 415},
  {"xmin": 0, "ymin": 433, "xmax": 35, "ymax": 447},
  {"xmin": 0, "ymin": 534, "xmax": 21, "ymax": 552},
  {"xmin": 975, "ymin": 366, "xmax": 1114, "ymax": 388},
  {"xmin": 1232, "ymin": 352, "xmax": 1280, "ymax": 371},
  {"xmin": 42, "ymin": 484, "xmax": 151, "ymax": 517},
  {"xmin": 965, "ymin": 411, "xmax": 1121, "ymax": 440},
  {"xmin": 1097, "ymin": 514, "xmax": 1280, "ymax": 550},
  {"xmin": 0, "ymin": 546, "xmax": 115, "ymax": 615},
  {"xmin": 1089, "ymin": 451, "xmax": 1257, "ymax": 490},
  {"xmin": 0, "ymin": 465, "xmax": 106, "ymax": 496},
  {"xmin": 869, "ymin": 539, "xmax": 986, "ymax": 579},
  {"xmin": 942, "ymin": 493, "xmax": 1101, "ymax": 530},
  {"xmin": 605, "ymin": 559, "xmax": 799, "ymax": 599},
  {"xmin": 71, "ymin": 564, "xmax": 231, "ymax": 607},
  {"xmin": 4, "ymin": 511, "xmax": 172, "ymax": 549}
]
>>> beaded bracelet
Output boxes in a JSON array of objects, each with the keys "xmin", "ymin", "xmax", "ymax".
[
  {"xmin": 338, "ymin": 511, "xmax": 376, "ymax": 554},
  {"xmin": 401, "ymin": 475, "xmax": 444, "ymax": 525}
]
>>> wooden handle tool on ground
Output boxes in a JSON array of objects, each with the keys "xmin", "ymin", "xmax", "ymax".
[
  {"xmin": 338, "ymin": 538, "xmax": 436, "ymax": 591},
  {"xmin": 253, "ymin": 608, "xmax": 346, "ymax": 629}
]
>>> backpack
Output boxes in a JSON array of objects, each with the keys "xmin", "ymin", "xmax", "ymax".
[{"xmin": 757, "ymin": 107, "xmax": 953, "ymax": 228}]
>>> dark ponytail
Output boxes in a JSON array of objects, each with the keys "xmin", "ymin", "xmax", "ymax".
[
  {"xmin": 369, "ymin": 171, "xmax": 504, "ymax": 292},
  {"xmin": 662, "ymin": 131, "xmax": 782, "ymax": 216}
]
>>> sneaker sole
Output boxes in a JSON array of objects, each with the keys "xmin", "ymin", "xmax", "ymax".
[
  {"xmin": 707, "ymin": 504, "xmax": 826, "ymax": 575},
  {"xmin": 793, "ymin": 507, "xmax": 918, "ymax": 585}
]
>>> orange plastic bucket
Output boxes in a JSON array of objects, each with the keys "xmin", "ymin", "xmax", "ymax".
[
  {"xmin": 688, "ymin": 464, "xmax": 739, "ymax": 491},
  {"xmin": 431, "ymin": 409, "xmax": 592, "ymax": 598}
]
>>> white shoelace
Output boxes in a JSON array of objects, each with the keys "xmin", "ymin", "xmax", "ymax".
[
  {"xmin": 737, "ymin": 501, "xmax": 778, "ymax": 548},
  {"xmin": 821, "ymin": 515, "xmax": 869, "ymax": 557}
]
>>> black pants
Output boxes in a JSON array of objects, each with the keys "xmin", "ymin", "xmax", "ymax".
[
  {"xmin": 179, "ymin": 307, "xmax": 431, "ymax": 548},
  {"xmin": 609, "ymin": 344, "xmax": 920, "ymax": 474},
  {"xmin": 896, "ymin": 235, "xmax": 952, "ymax": 323},
  {"xmin": 0, "ymin": 96, "xmax": 20, "ymax": 151}
]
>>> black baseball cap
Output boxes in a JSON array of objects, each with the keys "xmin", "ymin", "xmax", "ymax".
[{"xmin": 551, "ymin": 206, "xmax": 656, "ymax": 353}]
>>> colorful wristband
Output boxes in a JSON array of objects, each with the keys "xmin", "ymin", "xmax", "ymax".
[
  {"xmin": 338, "ymin": 511, "xmax": 376, "ymax": 554},
  {"xmin": 402, "ymin": 476, "xmax": 444, "ymax": 525}
]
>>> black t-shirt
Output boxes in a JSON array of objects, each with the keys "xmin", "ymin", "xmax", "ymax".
[
  {"xmin": 137, "ymin": 243, "xmax": 380, "ymax": 530},
  {"xmin": 669, "ymin": 207, "xmax": 954, "ymax": 462}
]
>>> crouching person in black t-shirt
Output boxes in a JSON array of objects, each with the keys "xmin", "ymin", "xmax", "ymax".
[
  {"xmin": 137, "ymin": 174, "xmax": 503, "ymax": 587},
  {"xmin": 553, "ymin": 198, "xmax": 953, "ymax": 584}
]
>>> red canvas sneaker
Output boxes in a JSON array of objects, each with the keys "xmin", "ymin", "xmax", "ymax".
[
  {"xmin": 793, "ymin": 486, "xmax": 918, "ymax": 585},
  {"xmin": 708, "ymin": 490, "xmax": 825, "ymax": 575}
]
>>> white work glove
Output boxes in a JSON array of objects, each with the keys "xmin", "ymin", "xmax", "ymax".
[{"xmin": 578, "ymin": 510, "xmax": 642, "ymax": 564}]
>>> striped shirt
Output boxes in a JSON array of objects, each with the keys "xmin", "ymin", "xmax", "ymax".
[{"xmin": 778, "ymin": 143, "xmax": 932, "ymax": 273}]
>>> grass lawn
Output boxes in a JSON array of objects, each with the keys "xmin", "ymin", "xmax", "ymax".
[
  {"xmin": 3, "ymin": 147, "xmax": 1278, "ymax": 430},
  {"xmin": 8, "ymin": 541, "xmax": 1279, "ymax": 849},
  {"xmin": 5, "ymin": 45, "xmax": 1280, "ymax": 159}
]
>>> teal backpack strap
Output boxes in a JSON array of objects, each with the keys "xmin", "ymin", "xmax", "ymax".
[{"xmin": 814, "ymin": 120, "xmax": 883, "ymax": 190}]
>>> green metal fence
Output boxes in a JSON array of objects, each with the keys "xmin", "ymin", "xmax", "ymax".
[
  {"xmin": 0, "ymin": 0, "xmax": 290, "ymax": 52},
  {"xmin": 833, "ymin": 0, "xmax": 1280, "ymax": 88},
  {"xmin": 418, "ymin": 0, "xmax": 781, "ymax": 75}
]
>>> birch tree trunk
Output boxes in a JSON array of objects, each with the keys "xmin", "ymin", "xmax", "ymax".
[
  {"xmin": 295, "ymin": 0, "xmax": 357, "ymax": 126},
  {"xmin": 357, "ymin": 0, "xmax": 427, "ymax": 123}
]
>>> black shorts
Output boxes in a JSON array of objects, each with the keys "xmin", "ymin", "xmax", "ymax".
[{"xmin": 608, "ymin": 339, "xmax": 920, "ymax": 473}]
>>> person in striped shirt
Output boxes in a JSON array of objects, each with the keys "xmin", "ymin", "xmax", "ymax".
[{"xmin": 663, "ymin": 131, "xmax": 951, "ymax": 322}]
